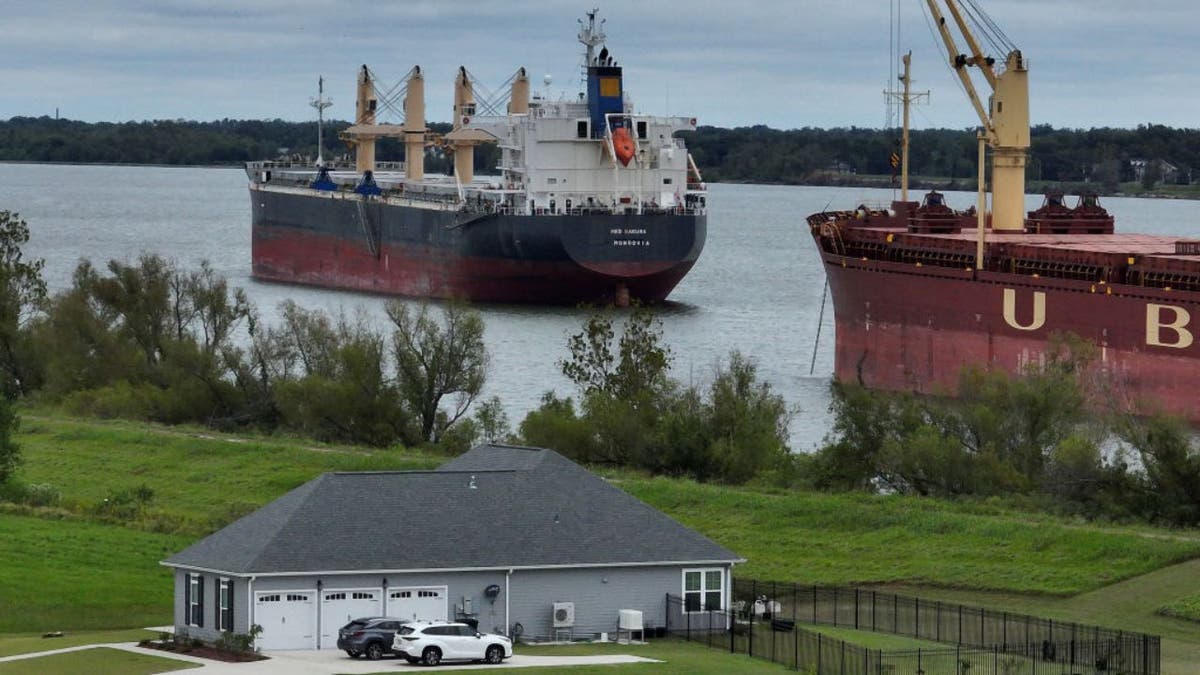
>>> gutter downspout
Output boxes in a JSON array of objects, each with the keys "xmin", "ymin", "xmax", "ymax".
[
  {"xmin": 247, "ymin": 576, "xmax": 256, "ymax": 643},
  {"xmin": 506, "ymin": 569, "xmax": 512, "ymax": 636}
]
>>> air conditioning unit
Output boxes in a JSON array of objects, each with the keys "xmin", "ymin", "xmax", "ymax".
[
  {"xmin": 553, "ymin": 601, "xmax": 575, "ymax": 628},
  {"xmin": 618, "ymin": 609, "xmax": 643, "ymax": 631}
]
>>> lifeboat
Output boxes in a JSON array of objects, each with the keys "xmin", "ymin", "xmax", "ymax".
[{"xmin": 612, "ymin": 127, "xmax": 635, "ymax": 166}]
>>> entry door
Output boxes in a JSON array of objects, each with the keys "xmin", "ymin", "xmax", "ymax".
[
  {"xmin": 255, "ymin": 591, "xmax": 316, "ymax": 650},
  {"xmin": 387, "ymin": 586, "xmax": 448, "ymax": 622},
  {"xmin": 320, "ymin": 588, "xmax": 382, "ymax": 647}
]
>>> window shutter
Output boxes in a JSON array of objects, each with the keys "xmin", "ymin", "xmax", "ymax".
[
  {"xmin": 184, "ymin": 574, "xmax": 191, "ymax": 625},
  {"xmin": 198, "ymin": 576, "xmax": 205, "ymax": 628},
  {"xmin": 227, "ymin": 580, "xmax": 235, "ymax": 632}
]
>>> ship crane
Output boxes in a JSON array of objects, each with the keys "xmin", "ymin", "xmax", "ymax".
[{"xmin": 924, "ymin": 0, "xmax": 1029, "ymax": 234}]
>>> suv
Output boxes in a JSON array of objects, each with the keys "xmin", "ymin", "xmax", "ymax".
[
  {"xmin": 391, "ymin": 621, "xmax": 513, "ymax": 666},
  {"xmin": 336, "ymin": 617, "xmax": 407, "ymax": 659}
]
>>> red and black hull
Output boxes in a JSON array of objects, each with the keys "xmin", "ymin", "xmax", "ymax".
[
  {"xmin": 250, "ymin": 186, "xmax": 706, "ymax": 304},
  {"xmin": 810, "ymin": 210, "xmax": 1200, "ymax": 421}
]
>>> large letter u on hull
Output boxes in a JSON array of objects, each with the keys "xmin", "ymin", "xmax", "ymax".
[{"xmin": 1002, "ymin": 288, "xmax": 1046, "ymax": 331}]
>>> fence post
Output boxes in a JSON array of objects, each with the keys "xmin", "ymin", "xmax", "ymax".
[
  {"xmin": 936, "ymin": 600, "xmax": 941, "ymax": 643},
  {"xmin": 914, "ymin": 597, "xmax": 919, "ymax": 639},
  {"xmin": 855, "ymin": 588, "xmax": 860, "ymax": 629},
  {"xmin": 813, "ymin": 585, "xmax": 818, "ymax": 624},
  {"xmin": 818, "ymin": 634, "xmax": 822, "ymax": 675},
  {"xmin": 687, "ymin": 600, "xmax": 691, "ymax": 643},
  {"xmin": 730, "ymin": 601, "xmax": 735, "ymax": 654},
  {"xmin": 771, "ymin": 581, "xmax": 776, "ymax": 663},
  {"xmin": 665, "ymin": 593, "xmax": 669, "ymax": 635},
  {"xmin": 841, "ymin": 638, "xmax": 846, "ymax": 675},
  {"xmin": 794, "ymin": 584, "xmax": 799, "ymax": 669},
  {"xmin": 871, "ymin": 590, "xmax": 876, "ymax": 632},
  {"xmin": 834, "ymin": 587, "xmax": 839, "ymax": 627},
  {"xmin": 958, "ymin": 604, "xmax": 963, "ymax": 645},
  {"xmin": 1143, "ymin": 634, "xmax": 1149, "ymax": 675},
  {"xmin": 1002, "ymin": 610, "xmax": 1007, "ymax": 650},
  {"xmin": 893, "ymin": 594, "xmax": 898, "ymax": 635}
]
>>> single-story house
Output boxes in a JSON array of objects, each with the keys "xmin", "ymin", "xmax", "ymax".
[{"xmin": 162, "ymin": 444, "xmax": 743, "ymax": 650}]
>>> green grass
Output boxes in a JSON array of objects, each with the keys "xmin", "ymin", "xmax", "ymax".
[
  {"xmin": 621, "ymin": 477, "xmax": 1200, "ymax": 595},
  {"xmin": 0, "ymin": 514, "xmax": 188, "ymax": 633},
  {"xmin": 16, "ymin": 411, "xmax": 441, "ymax": 536},
  {"xmin": 0, "ymin": 646, "xmax": 198, "ymax": 675},
  {"xmin": 0, "ymin": 630, "xmax": 158, "ymax": 658},
  {"xmin": 6, "ymin": 409, "xmax": 1200, "ymax": 672},
  {"xmin": 1160, "ymin": 593, "xmax": 1200, "ymax": 623}
]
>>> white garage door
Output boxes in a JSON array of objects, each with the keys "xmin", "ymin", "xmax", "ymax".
[
  {"xmin": 320, "ymin": 588, "xmax": 382, "ymax": 647},
  {"xmin": 387, "ymin": 586, "xmax": 448, "ymax": 622},
  {"xmin": 255, "ymin": 591, "xmax": 315, "ymax": 650}
]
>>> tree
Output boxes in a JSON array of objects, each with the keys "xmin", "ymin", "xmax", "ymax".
[
  {"xmin": 0, "ymin": 211, "xmax": 47, "ymax": 398},
  {"xmin": 387, "ymin": 300, "xmax": 488, "ymax": 443},
  {"xmin": 0, "ymin": 396, "xmax": 19, "ymax": 483}
]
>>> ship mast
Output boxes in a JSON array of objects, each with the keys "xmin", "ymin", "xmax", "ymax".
[
  {"xmin": 884, "ymin": 52, "xmax": 928, "ymax": 202},
  {"xmin": 309, "ymin": 77, "xmax": 333, "ymax": 168},
  {"xmin": 577, "ymin": 8, "xmax": 607, "ymax": 87},
  {"xmin": 924, "ymin": 0, "xmax": 1029, "ymax": 233}
]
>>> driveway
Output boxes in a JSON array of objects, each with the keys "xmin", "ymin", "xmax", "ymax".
[{"xmin": 0, "ymin": 643, "xmax": 659, "ymax": 674}]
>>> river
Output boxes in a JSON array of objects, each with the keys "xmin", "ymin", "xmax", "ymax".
[{"xmin": 1, "ymin": 162, "xmax": 1196, "ymax": 450}]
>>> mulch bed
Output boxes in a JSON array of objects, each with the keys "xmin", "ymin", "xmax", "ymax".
[{"xmin": 138, "ymin": 640, "xmax": 268, "ymax": 662}]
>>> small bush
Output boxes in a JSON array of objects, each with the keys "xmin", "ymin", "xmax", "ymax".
[{"xmin": 24, "ymin": 483, "xmax": 61, "ymax": 507}]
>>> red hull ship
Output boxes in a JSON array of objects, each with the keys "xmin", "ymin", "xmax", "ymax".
[{"xmin": 809, "ymin": 1, "xmax": 1200, "ymax": 421}]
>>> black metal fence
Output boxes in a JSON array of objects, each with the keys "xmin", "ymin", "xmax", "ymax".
[{"xmin": 663, "ymin": 579, "xmax": 1160, "ymax": 675}]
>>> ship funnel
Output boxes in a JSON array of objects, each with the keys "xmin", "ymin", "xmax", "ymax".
[
  {"xmin": 509, "ymin": 67, "xmax": 530, "ymax": 115},
  {"xmin": 452, "ymin": 66, "xmax": 476, "ymax": 184},
  {"xmin": 404, "ymin": 65, "xmax": 427, "ymax": 181},
  {"xmin": 587, "ymin": 49, "xmax": 623, "ymax": 139},
  {"xmin": 355, "ymin": 64, "xmax": 377, "ymax": 174}
]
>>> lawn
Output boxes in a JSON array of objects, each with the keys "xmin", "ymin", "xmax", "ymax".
[
  {"xmin": 0, "ymin": 630, "xmax": 159, "ymax": 658},
  {"xmin": 622, "ymin": 477, "xmax": 1200, "ymax": 595},
  {"xmin": 0, "ymin": 514, "xmax": 188, "ymax": 633},
  {"xmin": 5, "ymin": 410, "xmax": 1200, "ymax": 673},
  {"xmin": 1160, "ymin": 593, "xmax": 1200, "ymax": 623},
  {"xmin": 0, "ymin": 646, "xmax": 198, "ymax": 675}
]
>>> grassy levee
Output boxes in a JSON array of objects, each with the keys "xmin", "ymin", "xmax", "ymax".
[
  {"xmin": 622, "ymin": 477, "xmax": 1200, "ymax": 595},
  {"xmin": 4, "ymin": 409, "xmax": 1200, "ymax": 672}
]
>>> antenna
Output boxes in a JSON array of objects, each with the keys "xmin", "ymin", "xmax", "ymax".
[{"xmin": 309, "ymin": 76, "xmax": 333, "ymax": 167}]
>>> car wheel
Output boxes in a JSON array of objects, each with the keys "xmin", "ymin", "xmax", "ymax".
[
  {"xmin": 484, "ymin": 645, "xmax": 504, "ymax": 664},
  {"xmin": 365, "ymin": 641, "xmax": 384, "ymax": 660},
  {"xmin": 422, "ymin": 646, "xmax": 442, "ymax": 666}
]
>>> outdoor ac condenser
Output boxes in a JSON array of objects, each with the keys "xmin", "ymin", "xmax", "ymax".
[{"xmin": 553, "ymin": 601, "xmax": 575, "ymax": 628}]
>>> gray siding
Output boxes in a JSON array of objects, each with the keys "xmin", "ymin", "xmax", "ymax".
[
  {"xmin": 173, "ymin": 570, "xmax": 251, "ymax": 642},
  {"xmin": 508, "ymin": 565, "xmax": 730, "ymax": 640}
]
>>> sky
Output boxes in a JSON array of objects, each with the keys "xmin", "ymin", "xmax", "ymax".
[{"xmin": 2, "ymin": 0, "xmax": 1198, "ymax": 131}]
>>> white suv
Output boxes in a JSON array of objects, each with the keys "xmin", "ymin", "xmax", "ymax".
[{"xmin": 391, "ymin": 621, "xmax": 513, "ymax": 666}]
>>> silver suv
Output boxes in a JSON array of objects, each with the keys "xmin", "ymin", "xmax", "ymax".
[{"xmin": 391, "ymin": 620, "xmax": 513, "ymax": 666}]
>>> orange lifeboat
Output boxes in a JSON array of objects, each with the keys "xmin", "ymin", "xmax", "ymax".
[{"xmin": 612, "ymin": 127, "xmax": 635, "ymax": 166}]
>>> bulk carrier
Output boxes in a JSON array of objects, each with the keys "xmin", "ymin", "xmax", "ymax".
[
  {"xmin": 808, "ymin": 0, "xmax": 1200, "ymax": 420},
  {"xmin": 248, "ymin": 10, "xmax": 706, "ymax": 305}
]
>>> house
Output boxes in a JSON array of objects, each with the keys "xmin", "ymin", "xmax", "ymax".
[{"xmin": 161, "ymin": 444, "xmax": 742, "ymax": 650}]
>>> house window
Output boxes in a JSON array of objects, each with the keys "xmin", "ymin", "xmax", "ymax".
[
  {"xmin": 683, "ymin": 569, "xmax": 724, "ymax": 612},
  {"xmin": 187, "ymin": 574, "xmax": 204, "ymax": 627},
  {"xmin": 219, "ymin": 578, "xmax": 232, "ymax": 632},
  {"xmin": 352, "ymin": 592, "xmax": 374, "ymax": 600}
]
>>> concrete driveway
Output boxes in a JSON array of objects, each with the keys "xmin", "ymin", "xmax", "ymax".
[{"xmin": 0, "ymin": 643, "xmax": 659, "ymax": 674}]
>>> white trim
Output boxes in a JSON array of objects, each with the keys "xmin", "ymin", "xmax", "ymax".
[
  {"xmin": 681, "ymin": 567, "xmax": 726, "ymax": 614},
  {"xmin": 386, "ymin": 584, "xmax": 449, "ymax": 622},
  {"xmin": 162, "ymin": 558, "xmax": 745, "ymax": 578},
  {"xmin": 187, "ymin": 573, "xmax": 202, "ymax": 627}
]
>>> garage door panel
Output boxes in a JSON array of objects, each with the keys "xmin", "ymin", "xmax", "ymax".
[
  {"xmin": 388, "ymin": 586, "xmax": 448, "ymax": 622},
  {"xmin": 320, "ymin": 588, "xmax": 381, "ymax": 647},
  {"xmin": 256, "ymin": 591, "xmax": 315, "ymax": 650}
]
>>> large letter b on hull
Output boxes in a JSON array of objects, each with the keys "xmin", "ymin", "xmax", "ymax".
[
  {"xmin": 1147, "ymin": 303, "xmax": 1194, "ymax": 349},
  {"xmin": 1003, "ymin": 289, "xmax": 1046, "ymax": 331}
]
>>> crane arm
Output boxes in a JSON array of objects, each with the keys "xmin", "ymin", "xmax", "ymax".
[
  {"xmin": 943, "ymin": 0, "xmax": 998, "ymax": 88},
  {"xmin": 924, "ymin": 0, "xmax": 994, "ymax": 139}
]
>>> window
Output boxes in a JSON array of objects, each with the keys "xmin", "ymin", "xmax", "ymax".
[
  {"xmin": 663, "ymin": 178, "xmax": 673, "ymax": 185},
  {"xmin": 187, "ymin": 573, "xmax": 204, "ymax": 627},
  {"xmin": 636, "ymin": 120, "xmax": 648, "ymax": 140},
  {"xmin": 418, "ymin": 590, "xmax": 440, "ymax": 598},
  {"xmin": 683, "ymin": 569, "xmax": 724, "ymax": 612},
  {"xmin": 259, "ymin": 594, "xmax": 281, "ymax": 603},
  {"xmin": 547, "ymin": 177, "xmax": 558, "ymax": 185},
  {"xmin": 392, "ymin": 591, "xmax": 411, "ymax": 599},
  {"xmin": 325, "ymin": 592, "xmax": 346, "ymax": 601},
  {"xmin": 286, "ymin": 593, "xmax": 309, "ymax": 602},
  {"xmin": 218, "ymin": 578, "xmax": 232, "ymax": 632},
  {"xmin": 577, "ymin": 120, "xmax": 589, "ymax": 138},
  {"xmin": 352, "ymin": 592, "xmax": 374, "ymax": 600}
]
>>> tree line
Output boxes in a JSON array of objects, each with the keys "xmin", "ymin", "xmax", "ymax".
[{"xmin": 2, "ymin": 116, "xmax": 1197, "ymax": 190}]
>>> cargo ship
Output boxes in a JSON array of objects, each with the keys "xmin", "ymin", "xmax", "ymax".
[
  {"xmin": 248, "ymin": 10, "xmax": 706, "ymax": 305},
  {"xmin": 808, "ymin": 0, "xmax": 1200, "ymax": 420}
]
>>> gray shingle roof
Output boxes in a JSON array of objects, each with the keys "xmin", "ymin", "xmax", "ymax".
[{"xmin": 164, "ymin": 444, "xmax": 740, "ymax": 575}]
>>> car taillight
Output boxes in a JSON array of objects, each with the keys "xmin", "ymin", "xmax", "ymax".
[{"xmin": 352, "ymin": 631, "xmax": 365, "ymax": 638}]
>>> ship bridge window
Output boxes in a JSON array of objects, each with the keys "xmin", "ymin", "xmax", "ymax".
[
  {"xmin": 636, "ymin": 120, "xmax": 648, "ymax": 139},
  {"xmin": 663, "ymin": 178, "xmax": 673, "ymax": 185},
  {"xmin": 577, "ymin": 120, "xmax": 589, "ymax": 138}
]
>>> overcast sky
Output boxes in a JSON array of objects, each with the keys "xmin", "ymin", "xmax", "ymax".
[{"xmin": 3, "ymin": 1, "xmax": 1197, "ymax": 130}]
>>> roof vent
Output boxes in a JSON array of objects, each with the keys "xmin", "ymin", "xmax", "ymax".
[{"xmin": 469, "ymin": 475, "xmax": 477, "ymax": 489}]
